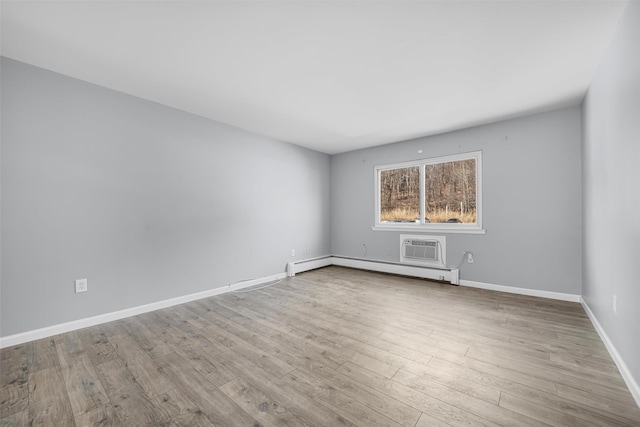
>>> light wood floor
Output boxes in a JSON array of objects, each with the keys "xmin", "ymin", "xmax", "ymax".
[{"xmin": 2, "ymin": 266, "xmax": 639, "ymax": 426}]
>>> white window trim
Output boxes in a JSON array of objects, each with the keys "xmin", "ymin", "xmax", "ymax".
[{"xmin": 373, "ymin": 151, "xmax": 485, "ymax": 234}]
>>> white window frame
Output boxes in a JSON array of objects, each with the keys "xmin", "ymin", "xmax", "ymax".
[{"xmin": 373, "ymin": 151, "xmax": 485, "ymax": 234}]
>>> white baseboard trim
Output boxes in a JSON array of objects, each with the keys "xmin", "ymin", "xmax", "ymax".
[
  {"xmin": 581, "ymin": 298, "xmax": 640, "ymax": 407},
  {"xmin": 0, "ymin": 273, "xmax": 286, "ymax": 349},
  {"xmin": 460, "ymin": 279, "xmax": 581, "ymax": 302}
]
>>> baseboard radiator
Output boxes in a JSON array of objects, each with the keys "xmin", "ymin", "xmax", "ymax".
[
  {"xmin": 288, "ymin": 236, "xmax": 458, "ymax": 284},
  {"xmin": 287, "ymin": 256, "xmax": 334, "ymax": 277},
  {"xmin": 287, "ymin": 254, "xmax": 459, "ymax": 285}
]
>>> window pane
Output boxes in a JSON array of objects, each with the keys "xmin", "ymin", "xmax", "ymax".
[
  {"xmin": 425, "ymin": 159, "xmax": 476, "ymax": 224},
  {"xmin": 380, "ymin": 166, "xmax": 420, "ymax": 222}
]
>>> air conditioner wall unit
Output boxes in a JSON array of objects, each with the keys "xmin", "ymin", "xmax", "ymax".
[{"xmin": 400, "ymin": 235, "xmax": 446, "ymax": 269}]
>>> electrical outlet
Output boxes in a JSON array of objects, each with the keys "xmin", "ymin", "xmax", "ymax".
[
  {"xmin": 613, "ymin": 295, "xmax": 618, "ymax": 314},
  {"xmin": 75, "ymin": 278, "xmax": 88, "ymax": 293},
  {"xmin": 467, "ymin": 252, "xmax": 474, "ymax": 263},
  {"xmin": 291, "ymin": 249, "xmax": 295, "ymax": 257}
]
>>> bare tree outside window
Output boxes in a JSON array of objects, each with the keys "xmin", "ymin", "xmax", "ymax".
[
  {"xmin": 425, "ymin": 159, "xmax": 476, "ymax": 223},
  {"xmin": 377, "ymin": 153, "xmax": 479, "ymax": 226},
  {"xmin": 380, "ymin": 166, "xmax": 420, "ymax": 222}
]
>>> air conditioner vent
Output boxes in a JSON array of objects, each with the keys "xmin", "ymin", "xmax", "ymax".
[
  {"xmin": 403, "ymin": 239, "xmax": 438, "ymax": 261},
  {"xmin": 409, "ymin": 240, "xmax": 437, "ymax": 247},
  {"xmin": 400, "ymin": 235, "xmax": 446, "ymax": 268}
]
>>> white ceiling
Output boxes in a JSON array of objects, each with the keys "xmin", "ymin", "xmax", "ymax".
[{"xmin": 1, "ymin": 1, "xmax": 628, "ymax": 154}]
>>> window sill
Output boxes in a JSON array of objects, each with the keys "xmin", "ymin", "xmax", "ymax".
[{"xmin": 372, "ymin": 224, "xmax": 486, "ymax": 234}]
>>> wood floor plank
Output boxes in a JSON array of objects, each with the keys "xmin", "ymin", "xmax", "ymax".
[
  {"xmin": 283, "ymin": 368, "xmax": 406, "ymax": 427},
  {"xmin": 219, "ymin": 376, "xmax": 319, "ymax": 427},
  {"xmin": 0, "ymin": 383, "xmax": 27, "ymax": 422},
  {"xmin": 94, "ymin": 357, "xmax": 168, "ymax": 425},
  {"xmin": 119, "ymin": 316, "xmax": 173, "ymax": 359},
  {"xmin": 156, "ymin": 351, "xmax": 257, "ymax": 426},
  {"xmin": 215, "ymin": 341, "xmax": 355, "ymax": 426},
  {"xmin": 245, "ymin": 288, "xmax": 386, "ymax": 341},
  {"xmin": 186, "ymin": 300, "xmax": 344, "ymax": 373},
  {"xmin": 216, "ymin": 291, "xmax": 443, "ymax": 380},
  {"xmin": 426, "ymin": 356, "xmax": 557, "ymax": 402},
  {"xmin": 379, "ymin": 328, "xmax": 469, "ymax": 355},
  {"xmin": 556, "ymin": 383, "xmax": 640, "ymax": 419},
  {"xmin": 221, "ymin": 291, "xmax": 425, "ymax": 380},
  {"xmin": 0, "ymin": 410, "xmax": 28, "ymax": 427},
  {"xmin": 549, "ymin": 351, "xmax": 624, "ymax": 377},
  {"xmin": 350, "ymin": 361, "xmax": 544, "ymax": 427},
  {"xmin": 139, "ymin": 310, "xmax": 226, "ymax": 357},
  {"xmin": 55, "ymin": 339, "xmax": 111, "ymax": 421},
  {"xmin": 262, "ymin": 281, "xmax": 417, "ymax": 333},
  {"xmin": 73, "ymin": 405, "xmax": 117, "ymax": 427},
  {"xmin": 501, "ymin": 386, "xmax": 640, "ymax": 427},
  {"xmin": 107, "ymin": 333, "xmax": 174, "ymax": 399},
  {"xmin": 76, "ymin": 327, "xmax": 119, "ymax": 367},
  {"xmin": 298, "ymin": 363, "xmax": 422, "ymax": 427},
  {"xmin": 28, "ymin": 367, "xmax": 76, "ymax": 426},
  {"xmin": 151, "ymin": 387, "xmax": 215, "ymax": 426},
  {"xmin": 414, "ymin": 412, "xmax": 456, "ymax": 427},
  {"xmin": 202, "ymin": 321, "xmax": 296, "ymax": 379},
  {"xmin": 99, "ymin": 320, "xmax": 129, "ymax": 339},
  {"xmin": 167, "ymin": 304, "xmax": 211, "ymax": 330},
  {"xmin": 336, "ymin": 361, "xmax": 503, "ymax": 427},
  {"xmin": 429, "ymin": 330, "xmax": 551, "ymax": 361},
  {"xmin": 466, "ymin": 347, "xmax": 628, "ymax": 390},
  {"xmin": 219, "ymin": 373, "xmax": 351, "ymax": 427},
  {"xmin": 508, "ymin": 334, "xmax": 611, "ymax": 360},
  {"xmin": 214, "ymin": 291, "xmax": 357, "ymax": 354},
  {"xmin": 499, "ymin": 392, "xmax": 601, "ymax": 427},
  {"xmin": 396, "ymin": 360, "xmax": 501, "ymax": 405},
  {"xmin": 196, "ymin": 298, "xmax": 351, "ymax": 369},
  {"xmin": 229, "ymin": 287, "xmax": 443, "ymax": 372},
  {"xmin": 2, "ymin": 266, "xmax": 637, "ymax": 425},
  {"xmin": 26, "ymin": 337, "xmax": 58, "ymax": 372},
  {"xmin": 557, "ymin": 331, "xmax": 606, "ymax": 347},
  {"xmin": 170, "ymin": 344, "xmax": 236, "ymax": 388},
  {"xmin": 0, "ymin": 345, "xmax": 28, "ymax": 419}
]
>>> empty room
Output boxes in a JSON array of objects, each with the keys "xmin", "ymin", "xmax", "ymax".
[{"xmin": 1, "ymin": 1, "xmax": 639, "ymax": 426}]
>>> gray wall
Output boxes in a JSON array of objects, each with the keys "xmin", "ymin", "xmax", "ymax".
[
  {"xmin": 581, "ymin": 1, "xmax": 640, "ymax": 388},
  {"xmin": 0, "ymin": 57, "xmax": 331, "ymax": 337},
  {"xmin": 331, "ymin": 107, "xmax": 583, "ymax": 295}
]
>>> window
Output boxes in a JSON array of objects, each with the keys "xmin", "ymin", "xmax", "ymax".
[{"xmin": 374, "ymin": 151, "xmax": 484, "ymax": 233}]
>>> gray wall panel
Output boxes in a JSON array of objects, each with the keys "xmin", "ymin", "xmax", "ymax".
[
  {"xmin": 331, "ymin": 107, "xmax": 583, "ymax": 295},
  {"xmin": 1, "ymin": 58, "xmax": 331, "ymax": 336},
  {"xmin": 581, "ymin": 0, "xmax": 640, "ymax": 390}
]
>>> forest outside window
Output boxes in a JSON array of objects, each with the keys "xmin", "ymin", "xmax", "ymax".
[{"xmin": 374, "ymin": 151, "xmax": 484, "ymax": 233}]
